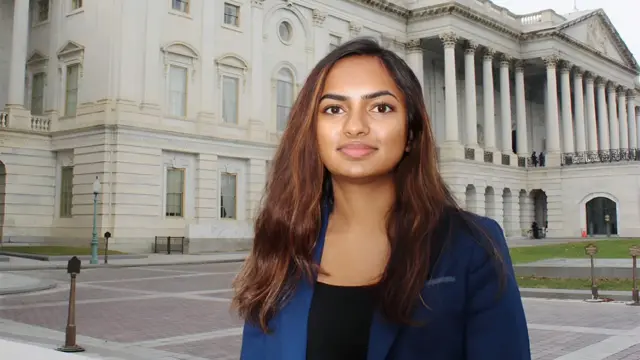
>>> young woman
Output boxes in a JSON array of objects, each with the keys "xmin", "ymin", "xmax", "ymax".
[{"xmin": 232, "ymin": 38, "xmax": 530, "ymax": 360}]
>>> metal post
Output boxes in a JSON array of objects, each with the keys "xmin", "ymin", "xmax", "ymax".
[
  {"xmin": 605, "ymin": 214, "xmax": 611, "ymax": 237},
  {"xmin": 90, "ymin": 192, "xmax": 98, "ymax": 264},
  {"xmin": 104, "ymin": 231, "xmax": 111, "ymax": 265},
  {"xmin": 584, "ymin": 243, "xmax": 602, "ymax": 302},
  {"xmin": 58, "ymin": 257, "xmax": 84, "ymax": 353},
  {"xmin": 628, "ymin": 245, "xmax": 640, "ymax": 306}
]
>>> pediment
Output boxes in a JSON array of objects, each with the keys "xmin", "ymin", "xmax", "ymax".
[
  {"xmin": 27, "ymin": 50, "xmax": 49, "ymax": 65},
  {"xmin": 57, "ymin": 41, "xmax": 84, "ymax": 58},
  {"xmin": 215, "ymin": 54, "xmax": 249, "ymax": 70},
  {"xmin": 557, "ymin": 11, "xmax": 638, "ymax": 70}
]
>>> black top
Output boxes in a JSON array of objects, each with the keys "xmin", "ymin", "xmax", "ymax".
[{"xmin": 306, "ymin": 281, "xmax": 377, "ymax": 360}]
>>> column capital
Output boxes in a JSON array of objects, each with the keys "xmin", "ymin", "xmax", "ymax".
[
  {"xmin": 584, "ymin": 72, "xmax": 595, "ymax": 84},
  {"xmin": 627, "ymin": 93, "xmax": 636, "ymax": 101},
  {"xmin": 617, "ymin": 86, "xmax": 627, "ymax": 96},
  {"xmin": 405, "ymin": 39, "xmax": 422, "ymax": 52},
  {"xmin": 559, "ymin": 60, "xmax": 572, "ymax": 73},
  {"xmin": 607, "ymin": 81, "xmax": 617, "ymax": 92},
  {"xmin": 595, "ymin": 76, "xmax": 607, "ymax": 87},
  {"xmin": 464, "ymin": 40, "xmax": 478, "ymax": 54},
  {"xmin": 482, "ymin": 47, "xmax": 495, "ymax": 61},
  {"xmin": 499, "ymin": 54, "xmax": 511, "ymax": 67},
  {"xmin": 312, "ymin": 9, "xmax": 327, "ymax": 27},
  {"xmin": 439, "ymin": 32, "xmax": 458, "ymax": 48},
  {"xmin": 349, "ymin": 21, "xmax": 362, "ymax": 37},
  {"xmin": 251, "ymin": 0, "xmax": 265, "ymax": 8},
  {"xmin": 542, "ymin": 54, "xmax": 560, "ymax": 68},
  {"xmin": 573, "ymin": 66, "xmax": 585, "ymax": 76},
  {"xmin": 514, "ymin": 59, "xmax": 526, "ymax": 72}
]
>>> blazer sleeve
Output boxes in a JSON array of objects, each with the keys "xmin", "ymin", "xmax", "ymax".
[{"xmin": 465, "ymin": 218, "xmax": 531, "ymax": 360}]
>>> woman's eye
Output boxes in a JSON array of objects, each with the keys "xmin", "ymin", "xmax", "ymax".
[
  {"xmin": 324, "ymin": 106, "xmax": 344, "ymax": 115},
  {"xmin": 374, "ymin": 104, "xmax": 393, "ymax": 113}
]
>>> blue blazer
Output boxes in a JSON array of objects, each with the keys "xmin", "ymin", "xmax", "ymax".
[{"xmin": 240, "ymin": 208, "xmax": 531, "ymax": 360}]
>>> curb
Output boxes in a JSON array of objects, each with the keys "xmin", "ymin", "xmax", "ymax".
[
  {"xmin": 0, "ymin": 256, "xmax": 247, "ymax": 272},
  {"xmin": 0, "ymin": 252, "xmax": 148, "ymax": 262},
  {"xmin": 0, "ymin": 275, "xmax": 57, "ymax": 296},
  {"xmin": 519, "ymin": 287, "xmax": 634, "ymax": 302}
]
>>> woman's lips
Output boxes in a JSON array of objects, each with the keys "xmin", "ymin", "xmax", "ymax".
[{"xmin": 338, "ymin": 144, "xmax": 377, "ymax": 158}]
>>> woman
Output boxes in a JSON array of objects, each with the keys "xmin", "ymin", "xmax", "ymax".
[{"xmin": 232, "ymin": 38, "xmax": 530, "ymax": 360}]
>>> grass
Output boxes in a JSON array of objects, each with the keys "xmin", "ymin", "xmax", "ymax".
[
  {"xmin": 509, "ymin": 239, "xmax": 640, "ymax": 264},
  {"xmin": 517, "ymin": 276, "xmax": 635, "ymax": 291},
  {"xmin": 0, "ymin": 245, "xmax": 125, "ymax": 256}
]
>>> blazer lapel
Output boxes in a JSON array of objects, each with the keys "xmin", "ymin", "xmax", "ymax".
[{"xmin": 277, "ymin": 202, "xmax": 330, "ymax": 360}]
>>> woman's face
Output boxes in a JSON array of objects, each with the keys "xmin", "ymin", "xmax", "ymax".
[{"xmin": 316, "ymin": 56, "xmax": 408, "ymax": 180}]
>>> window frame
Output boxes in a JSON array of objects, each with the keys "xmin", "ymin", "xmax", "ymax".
[
  {"xmin": 161, "ymin": 42, "xmax": 199, "ymax": 119},
  {"xmin": 222, "ymin": 2, "xmax": 241, "ymax": 28},
  {"xmin": 219, "ymin": 172, "xmax": 238, "ymax": 220},
  {"xmin": 32, "ymin": 0, "xmax": 50, "ymax": 25},
  {"xmin": 215, "ymin": 54, "xmax": 249, "ymax": 126},
  {"xmin": 59, "ymin": 166, "xmax": 74, "ymax": 218},
  {"xmin": 221, "ymin": 75, "xmax": 240, "ymax": 124},
  {"xmin": 171, "ymin": 0, "xmax": 190, "ymax": 13},
  {"xmin": 57, "ymin": 41, "xmax": 84, "ymax": 118},
  {"xmin": 165, "ymin": 167, "xmax": 186, "ymax": 218},
  {"xmin": 167, "ymin": 64, "xmax": 189, "ymax": 118}
]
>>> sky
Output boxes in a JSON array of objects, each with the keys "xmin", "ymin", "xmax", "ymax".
[{"xmin": 492, "ymin": 0, "xmax": 639, "ymax": 63}]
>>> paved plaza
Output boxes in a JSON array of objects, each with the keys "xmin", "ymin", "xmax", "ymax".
[{"xmin": 0, "ymin": 262, "xmax": 640, "ymax": 360}]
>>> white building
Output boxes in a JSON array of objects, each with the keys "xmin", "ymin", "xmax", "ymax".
[{"xmin": 0, "ymin": 0, "xmax": 639, "ymax": 252}]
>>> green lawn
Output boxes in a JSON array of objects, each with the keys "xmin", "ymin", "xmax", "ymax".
[
  {"xmin": 517, "ymin": 276, "xmax": 634, "ymax": 291},
  {"xmin": 509, "ymin": 239, "xmax": 640, "ymax": 264},
  {"xmin": 0, "ymin": 245, "xmax": 125, "ymax": 256}
]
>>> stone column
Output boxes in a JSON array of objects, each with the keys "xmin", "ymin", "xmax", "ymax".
[
  {"xmin": 543, "ymin": 55, "xmax": 561, "ymax": 154},
  {"xmin": 618, "ymin": 88, "xmax": 629, "ymax": 150},
  {"xmin": 312, "ymin": 10, "xmax": 328, "ymax": 63},
  {"xmin": 464, "ymin": 42, "xmax": 478, "ymax": 148},
  {"xmin": 607, "ymin": 84, "xmax": 620, "ymax": 150},
  {"xmin": 195, "ymin": 154, "xmax": 218, "ymax": 221},
  {"xmin": 573, "ymin": 69, "xmax": 587, "ymax": 152},
  {"xmin": 627, "ymin": 94, "xmax": 637, "ymax": 150},
  {"xmin": 499, "ymin": 55, "xmax": 512, "ymax": 154},
  {"xmin": 440, "ymin": 32, "xmax": 459, "ymax": 143},
  {"xmin": 483, "ymin": 48, "xmax": 496, "ymax": 151},
  {"xmin": 595, "ymin": 78, "xmax": 610, "ymax": 150},
  {"xmin": 636, "ymin": 107, "xmax": 640, "ymax": 150},
  {"xmin": 584, "ymin": 73, "xmax": 598, "ymax": 151},
  {"xmin": 140, "ymin": 0, "xmax": 163, "ymax": 112},
  {"xmin": 197, "ymin": 0, "xmax": 217, "ymax": 121},
  {"xmin": 559, "ymin": 61, "xmax": 574, "ymax": 153},
  {"xmin": 6, "ymin": 0, "xmax": 29, "ymax": 108},
  {"xmin": 514, "ymin": 61, "xmax": 528, "ymax": 156},
  {"xmin": 405, "ymin": 39, "xmax": 424, "ymax": 94},
  {"xmin": 249, "ymin": 0, "xmax": 266, "ymax": 139}
]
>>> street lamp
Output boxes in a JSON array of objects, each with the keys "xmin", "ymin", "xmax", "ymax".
[{"xmin": 90, "ymin": 176, "xmax": 100, "ymax": 264}]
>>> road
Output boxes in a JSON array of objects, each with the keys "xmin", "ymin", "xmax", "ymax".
[{"xmin": 0, "ymin": 262, "xmax": 639, "ymax": 360}]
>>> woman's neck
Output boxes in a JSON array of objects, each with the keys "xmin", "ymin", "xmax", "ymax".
[{"xmin": 330, "ymin": 175, "xmax": 395, "ymax": 229}]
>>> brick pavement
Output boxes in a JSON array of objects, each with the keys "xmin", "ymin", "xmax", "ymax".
[{"xmin": 1, "ymin": 263, "xmax": 640, "ymax": 359}]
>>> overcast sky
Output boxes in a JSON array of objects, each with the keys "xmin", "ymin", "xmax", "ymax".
[{"xmin": 492, "ymin": 0, "xmax": 639, "ymax": 62}]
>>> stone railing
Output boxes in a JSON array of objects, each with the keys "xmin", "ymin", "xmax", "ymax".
[
  {"xmin": 561, "ymin": 149, "xmax": 640, "ymax": 166},
  {"xmin": 0, "ymin": 111, "xmax": 51, "ymax": 132}
]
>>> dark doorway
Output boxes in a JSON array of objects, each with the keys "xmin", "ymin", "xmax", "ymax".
[
  {"xmin": 0, "ymin": 161, "xmax": 5, "ymax": 245},
  {"xmin": 586, "ymin": 197, "xmax": 618, "ymax": 236},
  {"xmin": 511, "ymin": 130, "xmax": 517, "ymax": 154}
]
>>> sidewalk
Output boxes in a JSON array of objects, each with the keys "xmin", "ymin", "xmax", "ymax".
[{"xmin": 0, "ymin": 252, "xmax": 249, "ymax": 272}]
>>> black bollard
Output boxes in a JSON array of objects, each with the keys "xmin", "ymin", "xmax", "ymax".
[
  {"xmin": 104, "ymin": 231, "xmax": 111, "ymax": 264},
  {"xmin": 57, "ymin": 256, "xmax": 85, "ymax": 352}
]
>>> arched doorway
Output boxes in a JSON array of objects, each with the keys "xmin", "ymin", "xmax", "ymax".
[
  {"xmin": 530, "ymin": 189, "xmax": 547, "ymax": 227},
  {"xmin": 0, "ymin": 161, "xmax": 5, "ymax": 244},
  {"xmin": 586, "ymin": 197, "xmax": 618, "ymax": 236}
]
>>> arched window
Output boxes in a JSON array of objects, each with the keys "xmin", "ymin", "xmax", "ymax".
[{"xmin": 276, "ymin": 68, "xmax": 294, "ymax": 132}]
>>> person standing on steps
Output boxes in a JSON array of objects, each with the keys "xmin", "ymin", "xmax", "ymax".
[{"xmin": 232, "ymin": 38, "xmax": 531, "ymax": 360}]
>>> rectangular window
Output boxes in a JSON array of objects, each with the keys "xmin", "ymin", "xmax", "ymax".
[
  {"xmin": 223, "ymin": 3, "xmax": 240, "ymax": 26},
  {"xmin": 36, "ymin": 0, "xmax": 49, "ymax": 22},
  {"xmin": 65, "ymin": 64, "xmax": 79, "ymax": 116},
  {"xmin": 31, "ymin": 72, "xmax": 46, "ymax": 115},
  {"xmin": 222, "ymin": 76, "xmax": 239, "ymax": 124},
  {"xmin": 172, "ymin": 0, "xmax": 189, "ymax": 13},
  {"xmin": 168, "ymin": 65, "xmax": 188, "ymax": 117},
  {"xmin": 60, "ymin": 166, "xmax": 73, "ymax": 218},
  {"xmin": 71, "ymin": 0, "xmax": 82, "ymax": 10},
  {"xmin": 329, "ymin": 35, "xmax": 342, "ymax": 52},
  {"xmin": 276, "ymin": 80, "xmax": 293, "ymax": 132},
  {"xmin": 165, "ymin": 168, "xmax": 185, "ymax": 217},
  {"xmin": 220, "ymin": 172, "xmax": 237, "ymax": 219}
]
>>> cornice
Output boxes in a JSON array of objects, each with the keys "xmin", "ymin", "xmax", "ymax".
[{"xmin": 345, "ymin": 0, "xmax": 638, "ymax": 76}]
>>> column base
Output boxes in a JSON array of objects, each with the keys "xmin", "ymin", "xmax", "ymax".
[
  {"xmin": 3, "ymin": 105, "xmax": 31, "ymax": 131},
  {"xmin": 545, "ymin": 151, "xmax": 562, "ymax": 167},
  {"xmin": 438, "ymin": 141, "xmax": 464, "ymax": 161}
]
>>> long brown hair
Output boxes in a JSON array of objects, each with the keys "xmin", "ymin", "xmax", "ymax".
[{"xmin": 232, "ymin": 38, "xmax": 501, "ymax": 332}]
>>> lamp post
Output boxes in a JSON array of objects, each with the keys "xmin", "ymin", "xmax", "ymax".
[{"xmin": 90, "ymin": 176, "xmax": 100, "ymax": 264}]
